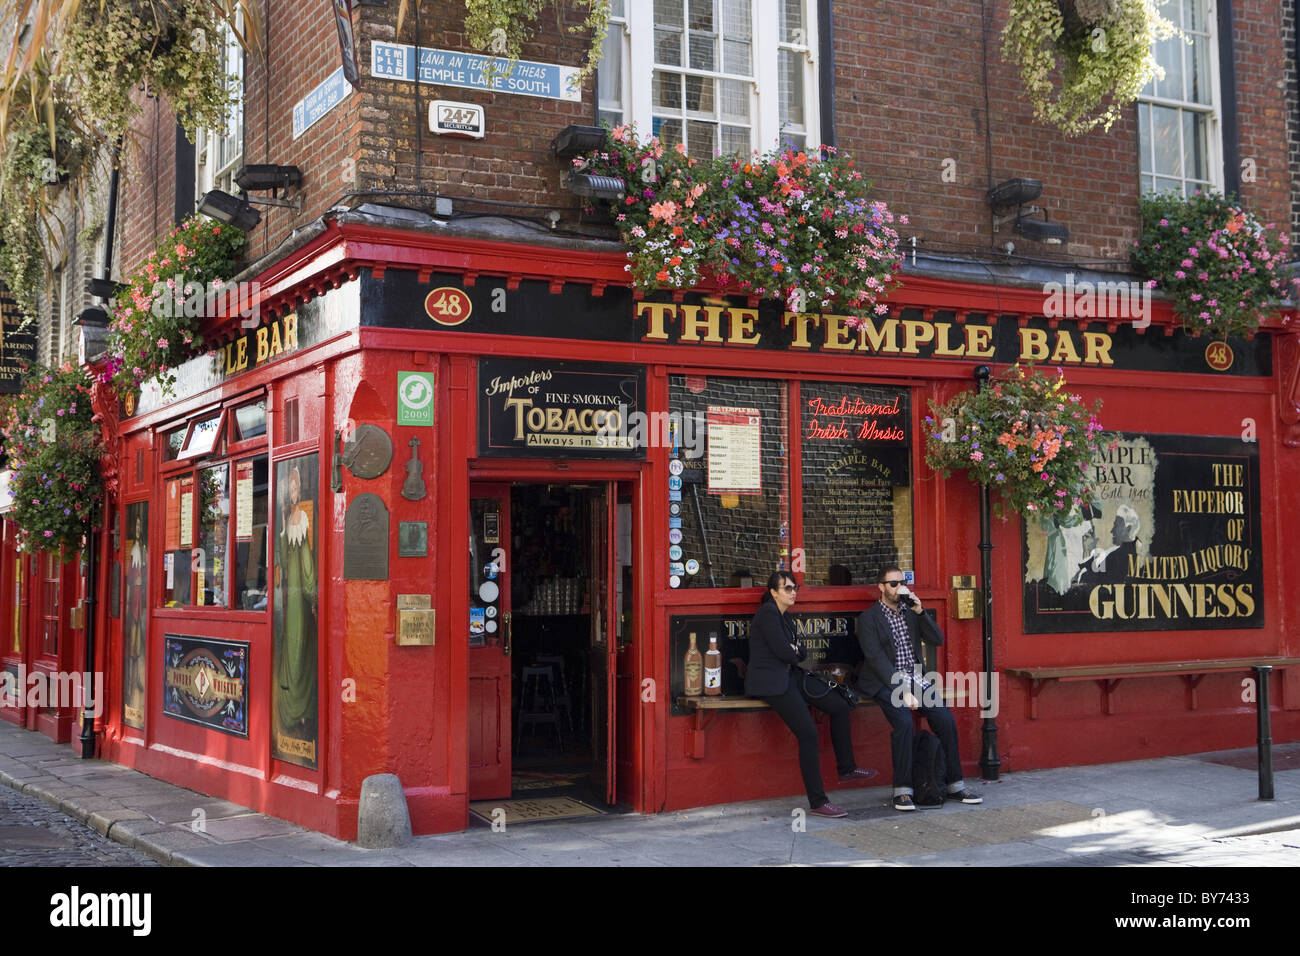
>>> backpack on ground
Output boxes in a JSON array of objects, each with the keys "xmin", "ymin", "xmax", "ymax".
[{"xmin": 912, "ymin": 729, "xmax": 946, "ymax": 807}]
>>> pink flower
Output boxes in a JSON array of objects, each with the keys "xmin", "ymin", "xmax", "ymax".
[{"xmin": 157, "ymin": 338, "xmax": 169, "ymax": 349}]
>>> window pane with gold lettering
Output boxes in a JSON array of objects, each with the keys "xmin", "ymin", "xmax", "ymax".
[
  {"xmin": 800, "ymin": 382, "xmax": 913, "ymax": 586},
  {"xmin": 668, "ymin": 374, "xmax": 789, "ymax": 588}
]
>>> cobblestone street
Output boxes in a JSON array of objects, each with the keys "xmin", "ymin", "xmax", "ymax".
[{"xmin": 0, "ymin": 783, "xmax": 156, "ymax": 867}]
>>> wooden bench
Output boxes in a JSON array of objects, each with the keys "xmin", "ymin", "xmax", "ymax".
[
  {"xmin": 676, "ymin": 692, "xmax": 881, "ymax": 758},
  {"xmin": 1005, "ymin": 656, "xmax": 1300, "ymax": 718}
]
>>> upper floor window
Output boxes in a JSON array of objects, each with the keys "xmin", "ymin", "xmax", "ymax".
[
  {"xmin": 600, "ymin": 0, "xmax": 818, "ymax": 158},
  {"xmin": 1137, "ymin": 0, "xmax": 1220, "ymax": 195},
  {"xmin": 195, "ymin": 17, "xmax": 244, "ymax": 200}
]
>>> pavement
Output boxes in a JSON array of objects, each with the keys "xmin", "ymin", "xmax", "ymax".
[{"xmin": 1, "ymin": 720, "xmax": 1298, "ymax": 867}]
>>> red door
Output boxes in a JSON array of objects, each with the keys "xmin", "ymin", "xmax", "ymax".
[
  {"xmin": 0, "ymin": 523, "xmax": 30, "ymax": 728},
  {"xmin": 589, "ymin": 481, "xmax": 621, "ymax": 804},
  {"xmin": 467, "ymin": 484, "xmax": 512, "ymax": 799}
]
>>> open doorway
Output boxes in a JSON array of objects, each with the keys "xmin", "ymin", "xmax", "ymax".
[{"xmin": 467, "ymin": 480, "xmax": 634, "ymax": 808}]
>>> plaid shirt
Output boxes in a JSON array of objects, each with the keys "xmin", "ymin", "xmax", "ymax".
[{"xmin": 880, "ymin": 599, "xmax": 918, "ymax": 678}]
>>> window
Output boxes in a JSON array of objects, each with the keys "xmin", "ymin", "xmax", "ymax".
[
  {"xmin": 160, "ymin": 397, "xmax": 269, "ymax": 610},
  {"xmin": 602, "ymin": 0, "xmax": 818, "ymax": 157},
  {"xmin": 1137, "ymin": 0, "xmax": 1221, "ymax": 195},
  {"xmin": 194, "ymin": 17, "xmax": 244, "ymax": 200},
  {"xmin": 665, "ymin": 376, "xmax": 918, "ymax": 590}
]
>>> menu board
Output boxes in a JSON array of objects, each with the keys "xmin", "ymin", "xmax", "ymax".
[
  {"xmin": 706, "ymin": 406, "xmax": 762, "ymax": 493},
  {"xmin": 165, "ymin": 478, "xmax": 181, "ymax": 552},
  {"xmin": 179, "ymin": 475, "xmax": 194, "ymax": 548},
  {"xmin": 236, "ymin": 461, "xmax": 254, "ymax": 540}
]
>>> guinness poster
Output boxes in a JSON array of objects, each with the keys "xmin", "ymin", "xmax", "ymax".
[
  {"xmin": 162, "ymin": 635, "xmax": 249, "ymax": 736},
  {"xmin": 273, "ymin": 454, "xmax": 320, "ymax": 769},
  {"xmin": 1023, "ymin": 433, "xmax": 1263, "ymax": 632},
  {"xmin": 478, "ymin": 358, "xmax": 646, "ymax": 458}
]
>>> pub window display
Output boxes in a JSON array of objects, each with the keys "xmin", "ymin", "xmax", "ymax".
[
  {"xmin": 800, "ymin": 382, "xmax": 914, "ymax": 586},
  {"xmin": 158, "ymin": 398, "xmax": 270, "ymax": 610},
  {"xmin": 668, "ymin": 375, "xmax": 790, "ymax": 588}
]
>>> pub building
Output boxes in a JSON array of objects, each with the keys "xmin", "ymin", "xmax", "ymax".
[{"xmin": 7, "ymin": 206, "xmax": 1298, "ymax": 839}]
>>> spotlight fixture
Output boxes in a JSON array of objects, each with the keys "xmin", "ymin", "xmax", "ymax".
[
  {"xmin": 987, "ymin": 177, "xmax": 1067, "ymax": 245},
  {"xmin": 88, "ymin": 277, "xmax": 125, "ymax": 302},
  {"xmin": 562, "ymin": 171, "xmax": 625, "ymax": 201},
  {"xmin": 235, "ymin": 164, "xmax": 303, "ymax": 192},
  {"xmin": 551, "ymin": 124, "xmax": 608, "ymax": 160},
  {"xmin": 197, "ymin": 189, "xmax": 263, "ymax": 231},
  {"xmin": 1013, "ymin": 215, "xmax": 1069, "ymax": 245},
  {"xmin": 986, "ymin": 178, "xmax": 1042, "ymax": 210}
]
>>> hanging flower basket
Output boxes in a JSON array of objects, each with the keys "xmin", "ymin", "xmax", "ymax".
[
  {"xmin": 1131, "ymin": 192, "xmax": 1296, "ymax": 339},
  {"xmin": 924, "ymin": 365, "xmax": 1111, "ymax": 518},
  {"xmin": 0, "ymin": 363, "xmax": 104, "ymax": 555},
  {"xmin": 573, "ymin": 125, "xmax": 907, "ymax": 317},
  {"xmin": 1001, "ymin": 0, "xmax": 1175, "ymax": 136},
  {"xmin": 106, "ymin": 214, "xmax": 247, "ymax": 397}
]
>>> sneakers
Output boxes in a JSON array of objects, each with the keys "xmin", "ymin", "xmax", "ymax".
[
  {"xmin": 837, "ymin": 767, "xmax": 878, "ymax": 783},
  {"xmin": 810, "ymin": 801, "xmax": 848, "ymax": 818},
  {"xmin": 892, "ymin": 794, "xmax": 916, "ymax": 811},
  {"xmin": 951, "ymin": 788, "xmax": 983, "ymax": 804}
]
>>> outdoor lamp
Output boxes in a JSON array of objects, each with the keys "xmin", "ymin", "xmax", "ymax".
[
  {"xmin": 551, "ymin": 125, "xmax": 608, "ymax": 160},
  {"xmin": 235, "ymin": 164, "xmax": 303, "ymax": 192},
  {"xmin": 562, "ymin": 172, "xmax": 625, "ymax": 201},
  {"xmin": 197, "ymin": 190, "xmax": 263, "ymax": 231},
  {"xmin": 987, "ymin": 177, "xmax": 1068, "ymax": 246}
]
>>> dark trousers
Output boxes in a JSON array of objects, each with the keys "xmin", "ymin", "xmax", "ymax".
[
  {"xmin": 870, "ymin": 687, "xmax": 964, "ymax": 796},
  {"xmin": 761, "ymin": 671, "xmax": 857, "ymax": 809}
]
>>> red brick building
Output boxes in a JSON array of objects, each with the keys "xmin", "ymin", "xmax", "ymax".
[{"xmin": 4, "ymin": 0, "xmax": 1298, "ymax": 838}]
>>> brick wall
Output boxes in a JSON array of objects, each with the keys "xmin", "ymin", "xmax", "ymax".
[
  {"xmin": 111, "ymin": 1, "xmax": 1295, "ymax": 280},
  {"xmin": 1281, "ymin": 0, "xmax": 1300, "ymax": 244}
]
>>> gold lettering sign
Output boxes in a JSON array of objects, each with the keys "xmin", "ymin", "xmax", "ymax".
[
  {"xmin": 397, "ymin": 608, "xmax": 436, "ymax": 646},
  {"xmin": 222, "ymin": 313, "xmax": 302, "ymax": 379}
]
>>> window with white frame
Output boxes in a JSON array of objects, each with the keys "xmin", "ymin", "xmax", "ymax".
[
  {"xmin": 195, "ymin": 19, "xmax": 244, "ymax": 201},
  {"xmin": 599, "ymin": 0, "xmax": 818, "ymax": 157},
  {"xmin": 1137, "ymin": 0, "xmax": 1221, "ymax": 196}
]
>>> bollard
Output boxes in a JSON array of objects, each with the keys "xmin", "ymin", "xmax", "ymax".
[
  {"xmin": 1253, "ymin": 665, "xmax": 1273, "ymax": 801},
  {"xmin": 357, "ymin": 773, "xmax": 413, "ymax": 848}
]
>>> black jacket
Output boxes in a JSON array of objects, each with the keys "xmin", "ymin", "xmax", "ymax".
[
  {"xmin": 745, "ymin": 599, "xmax": 805, "ymax": 697},
  {"xmin": 854, "ymin": 601, "xmax": 946, "ymax": 697}
]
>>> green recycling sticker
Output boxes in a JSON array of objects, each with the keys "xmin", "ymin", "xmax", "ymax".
[{"xmin": 397, "ymin": 371, "xmax": 436, "ymax": 426}]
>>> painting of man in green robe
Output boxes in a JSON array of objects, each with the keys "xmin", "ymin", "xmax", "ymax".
[{"xmin": 273, "ymin": 455, "xmax": 319, "ymax": 768}]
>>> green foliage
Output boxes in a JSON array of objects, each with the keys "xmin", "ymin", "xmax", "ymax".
[
  {"xmin": 1132, "ymin": 191, "xmax": 1296, "ymax": 338},
  {"xmin": 63, "ymin": 0, "xmax": 237, "ymax": 142},
  {"xmin": 0, "ymin": 362, "xmax": 104, "ymax": 554},
  {"xmin": 574, "ymin": 125, "xmax": 906, "ymax": 317},
  {"xmin": 1002, "ymin": 0, "xmax": 1174, "ymax": 136},
  {"xmin": 107, "ymin": 214, "xmax": 247, "ymax": 396},
  {"xmin": 925, "ymin": 365, "xmax": 1111, "ymax": 518},
  {"xmin": 462, "ymin": 0, "xmax": 611, "ymax": 84}
]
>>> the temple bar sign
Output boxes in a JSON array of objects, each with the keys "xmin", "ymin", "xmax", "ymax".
[{"xmin": 636, "ymin": 302, "xmax": 1116, "ymax": 366}]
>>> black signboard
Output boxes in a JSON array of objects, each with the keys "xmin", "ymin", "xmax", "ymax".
[
  {"xmin": 1023, "ymin": 433, "xmax": 1264, "ymax": 632},
  {"xmin": 478, "ymin": 358, "xmax": 646, "ymax": 458},
  {"xmin": 162, "ymin": 635, "xmax": 250, "ymax": 736},
  {"xmin": 0, "ymin": 283, "xmax": 37, "ymax": 394},
  {"xmin": 366, "ymin": 269, "xmax": 1272, "ymax": 377}
]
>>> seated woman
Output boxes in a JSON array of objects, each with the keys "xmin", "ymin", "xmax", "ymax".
[{"xmin": 745, "ymin": 569, "xmax": 875, "ymax": 818}]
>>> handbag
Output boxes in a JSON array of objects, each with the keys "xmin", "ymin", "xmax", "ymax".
[{"xmin": 801, "ymin": 669, "xmax": 861, "ymax": 709}]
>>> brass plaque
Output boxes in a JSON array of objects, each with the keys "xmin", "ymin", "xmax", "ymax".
[
  {"xmin": 343, "ymin": 423, "xmax": 393, "ymax": 479},
  {"xmin": 950, "ymin": 588, "xmax": 981, "ymax": 619},
  {"xmin": 397, "ymin": 608, "xmax": 436, "ymax": 646},
  {"xmin": 397, "ymin": 593, "xmax": 431, "ymax": 609},
  {"xmin": 343, "ymin": 493, "xmax": 389, "ymax": 580},
  {"xmin": 398, "ymin": 521, "xmax": 427, "ymax": 557},
  {"xmin": 951, "ymin": 574, "xmax": 977, "ymax": 589}
]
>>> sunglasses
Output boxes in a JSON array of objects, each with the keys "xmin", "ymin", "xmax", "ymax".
[
  {"xmin": 881, "ymin": 580, "xmax": 905, "ymax": 587},
  {"xmin": 780, "ymin": 585, "xmax": 799, "ymax": 594}
]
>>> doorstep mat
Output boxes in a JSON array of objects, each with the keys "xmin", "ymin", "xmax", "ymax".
[
  {"xmin": 511, "ymin": 770, "xmax": 586, "ymax": 791},
  {"xmin": 469, "ymin": 796, "xmax": 605, "ymax": 825}
]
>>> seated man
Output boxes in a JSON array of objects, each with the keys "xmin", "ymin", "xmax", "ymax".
[{"xmin": 855, "ymin": 565, "xmax": 982, "ymax": 811}]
